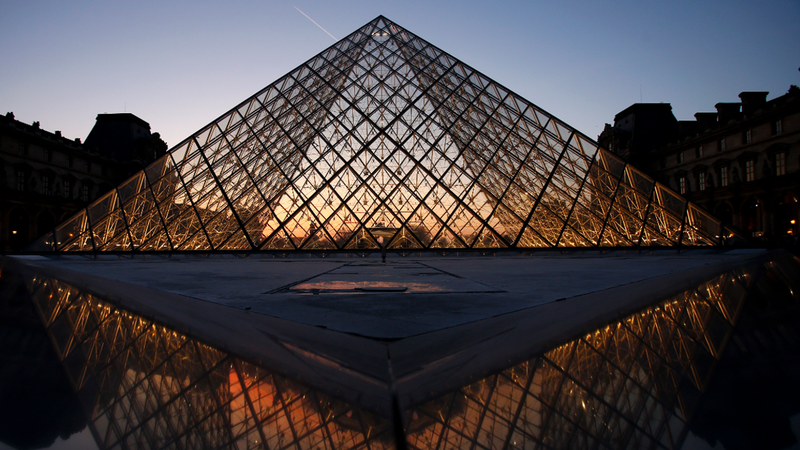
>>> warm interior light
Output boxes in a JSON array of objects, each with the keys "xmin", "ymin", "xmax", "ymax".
[
  {"xmin": 11, "ymin": 230, "xmax": 17, "ymax": 235},
  {"xmin": 791, "ymin": 220, "xmax": 796, "ymax": 225}
]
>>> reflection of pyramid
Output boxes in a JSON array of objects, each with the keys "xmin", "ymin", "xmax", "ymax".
[{"xmin": 33, "ymin": 16, "xmax": 733, "ymax": 252}]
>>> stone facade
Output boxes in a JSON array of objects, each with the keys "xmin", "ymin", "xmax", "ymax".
[
  {"xmin": 600, "ymin": 87, "xmax": 800, "ymax": 245},
  {"xmin": 0, "ymin": 112, "xmax": 165, "ymax": 251}
]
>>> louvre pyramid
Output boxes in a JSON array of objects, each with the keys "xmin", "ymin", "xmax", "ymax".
[{"xmin": 33, "ymin": 16, "xmax": 735, "ymax": 252}]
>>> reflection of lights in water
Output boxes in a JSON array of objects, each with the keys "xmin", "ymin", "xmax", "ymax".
[{"xmin": 18, "ymin": 243, "xmax": 786, "ymax": 447}]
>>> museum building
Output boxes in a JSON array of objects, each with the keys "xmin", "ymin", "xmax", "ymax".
[
  {"xmin": 599, "ymin": 87, "xmax": 800, "ymax": 245},
  {"xmin": 2, "ymin": 16, "xmax": 800, "ymax": 450},
  {"xmin": 0, "ymin": 112, "xmax": 166, "ymax": 252}
]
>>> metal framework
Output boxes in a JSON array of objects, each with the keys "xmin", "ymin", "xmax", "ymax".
[
  {"xmin": 32, "ymin": 16, "xmax": 735, "ymax": 252},
  {"xmin": 21, "ymin": 260, "xmax": 763, "ymax": 449}
]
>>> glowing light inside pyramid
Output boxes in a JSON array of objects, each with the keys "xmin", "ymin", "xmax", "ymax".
[{"xmin": 33, "ymin": 17, "xmax": 737, "ymax": 252}]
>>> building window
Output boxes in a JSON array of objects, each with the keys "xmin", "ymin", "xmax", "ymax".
[
  {"xmin": 43, "ymin": 148, "xmax": 51, "ymax": 161},
  {"xmin": 719, "ymin": 138, "xmax": 726, "ymax": 152},
  {"xmin": 82, "ymin": 185, "xmax": 90, "ymax": 202},
  {"xmin": 85, "ymin": 161, "xmax": 91, "ymax": 173},
  {"xmin": 678, "ymin": 176, "xmax": 687, "ymax": 195},
  {"xmin": 18, "ymin": 142, "xmax": 27, "ymax": 155},
  {"xmin": 774, "ymin": 119, "xmax": 783, "ymax": 135},
  {"xmin": 697, "ymin": 146, "xmax": 703, "ymax": 158},
  {"xmin": 698, "ymin": 172, "xmax": 706, "ymax": 191},
  {"xmin": 745, "ymin": 160, "xmax": 755, "ymax": 182},
  {"xmin": 677, "ymin": 152, "xmax": 684, "ymax": 164},
  {"xmin": 776, "ymin": 152, "xmax": 786, "ymax": 176},
  {"xmin": 63, "ymin": 180, "xmax": 71, "ymax": 199},
  {"xmin": 66, "ymin": 155, "xmax": 73, "ymax": 168},
  {"xmin": 720, "ymin": 166, "xmax": 729, "ymax": 187},
  {"xmin": 744, "ymin": 129, "xmax": 752, "ymax": 144},
  {"xmin": 42, "ymin": 176, "xmax": 51, "ymax": 196},
  {"xmin": 16, "ymin": 170, "xmax": 26, "ymax": 191}
]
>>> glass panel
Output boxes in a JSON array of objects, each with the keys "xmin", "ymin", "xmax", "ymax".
[{"xmin": 54, "ymin": 210, "xmax": 92, "ymax": 251}]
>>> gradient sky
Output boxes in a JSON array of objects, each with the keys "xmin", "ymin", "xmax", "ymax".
[{"xmin": 1, "ymin": 0, "xmax": 798, "ymax": 150}]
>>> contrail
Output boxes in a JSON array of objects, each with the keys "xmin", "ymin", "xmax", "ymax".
[{"xmin": 294, "ymin": 6, "xmax": 336, "ymax": 40}]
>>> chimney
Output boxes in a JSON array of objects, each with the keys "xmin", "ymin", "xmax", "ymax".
[
  {"xmin": 715, "ymin": 103, "xmax": 741, "ymax": 124},
  {"xmin": 694, "ymin": 112, "xmax": 717, "ymax": 130},
  {"xmin": 55, "ymin": 130, "xmax": 62, "ymax": 137},
  {"xmin": 738, "ymin": 91, "xmax": 768, "ymax": 115}
]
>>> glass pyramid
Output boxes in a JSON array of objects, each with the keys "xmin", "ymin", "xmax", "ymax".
[{"xmin": 32, "ymin": 16, "xmax": 735, "ymax": 252}]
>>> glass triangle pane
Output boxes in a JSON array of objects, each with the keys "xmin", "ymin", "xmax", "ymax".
[
  {"xmin": 614, "ymin": 184, "xmax": 650, "ymax": 221},
  {"xmin": 87, "ymin": 190, "xmax": 119, "ymax": 228},
  {"xmin": 238, "ymin": 207, "xmax": 272, "ymax": 249},
  {"xmin": 323, "ymin": 204, "xmax": 358, "ymax": 249},
  {"xmin": 103, "ymin": 226, "xmax": 133, "ymax": 251},
  {"xmin": 117, "ymin": 173, "xmax": 147, "ymax": 204},
  {"xmin": 228, "ymin": 184, "xmax": 266, "ymax": 226},
  {"xmin": 431, "ymin": 227, "xmax": 464, "ymax": 249},
  {"xmin": 93, "ymin": 207, "xmax": 128, "ymax": 251},
  {"xmin": 653, "ymin": 184, "xmax": 686, "ymax": 219},
  {"xmin": 204, "ymin": 205, "xmax": 249, "ymax": 249},
  {"xmin": 344, "ymin": 227, "xmax": 380, "ymax": 250},
  {"xmin": 143, "ymin": 155, "xmax": 170, "ymax": 185},
  {"xmin": 473, "ymin": 226, "xmax": 507, "ymax": 249},
  {"xmin": 586, "ymin": 164, "xmax": 621, "ymax": 200},
  {"xmin": 603, "ymin": 204, "xmax": 644, "ymax": 246},
  {"xmin": 262, "ymin": 227, "xmax": 295, "ymax": 250},
  {"xmin": 125, "ymin": 196, "xmax": 167, "ymax": 250},
  {"xmin": 558, "ymin": 226, "xmax": 593, "ymax": 247},
  {"xmin": 387, "ymin": 226, "xmax": 423, "ymax": 249},
  {"xmin": 218, "ymin": 229, "xmax": 252, "ymax": 251},
  {"xmin": 301, "ymin": 227, "xmax": 338, "ymax": 250},
  {"xmin": 624, "ymin": 166, "xmax": 655, "ymax": 197},
  {"xmin": 175, "ymin": 226, "xmax": 212, "ymax": 251},
  {"xmin": 566, "ymin": 203, "xmax": 602, "ymax": 245},
  {"xmin": 55, "ymin": 210, "xmax": 92, "ymax": 251},
  {"xmin": 597, "ymin": 148, "xmax": 626, "ymax": 177},
  {"xmin": 487, "ymin": 203, "xmax": 522, "ymax": 245},
  {"xmin": 643, "ymin": 205, "xmax": 682, "ymax": 245},
  {"xmin": 683, "ymin": 204, "xmax": 721, "ymax": 245},
  {"xmin": 526, "ymin": 203, "xmax": 565, "ymax": 246},
  {"xmin": 137, "ymin": 229, "xmax": 172, "ymax": 251}
]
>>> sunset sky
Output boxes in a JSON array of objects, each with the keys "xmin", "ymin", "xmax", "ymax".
[{"xmin": 1, "ymin": 0, "xmax": 798, "ymax": 149}]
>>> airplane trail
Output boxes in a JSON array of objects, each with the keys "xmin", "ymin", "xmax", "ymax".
[{"xmin": 294, "ymin": 6, "xmax": 336, "ymax": 40}]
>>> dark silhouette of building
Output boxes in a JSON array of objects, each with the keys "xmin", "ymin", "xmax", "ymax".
[
  {"xmin": 600, "ymin": 86, "xmax": 800, "ymax": 245},
  {"xmin": 0, "ymin": 112, "xmax": 166, "ymax": 252},
  {"xmin": 598, "ymin": 103, "xmax": 679, "ymax": 169},
  {"xmin": 84, "ymin": 113, "xmax": 168, "ymax": 166}
]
